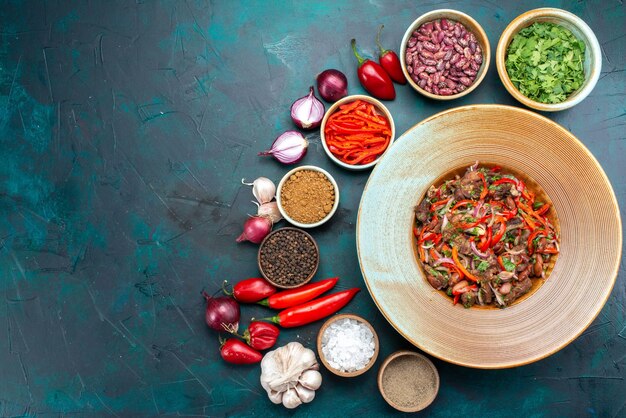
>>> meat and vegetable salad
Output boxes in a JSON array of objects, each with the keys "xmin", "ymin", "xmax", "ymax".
[{"xmin": 413, "ymin": 163, "xmax": 560, "ymax": 308}]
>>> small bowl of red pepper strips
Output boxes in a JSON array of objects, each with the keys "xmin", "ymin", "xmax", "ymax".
[{"xmin": 320, "ymin": 95, "xmax": 395, "ymax": 170}]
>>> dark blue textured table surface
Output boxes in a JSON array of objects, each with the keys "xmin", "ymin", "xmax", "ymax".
[{"xmin": 1, "ymin": 1, "xmax": 624, "ymax": 417}]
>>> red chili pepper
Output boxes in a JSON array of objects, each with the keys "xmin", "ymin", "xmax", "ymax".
[
  {"xmin": 430, "ymin": 197, "xmax": 451, "ymax": 212},
  {"xmin": 537, "ymin": 248, "xmax": 559, "ymax": 254},
  {"xmin": 457, "ymin": 215, "xmax": 489, "ymax": 230},
  {"xmin": 441, "ymin": 262, "xmax": 465, "ymax": 280},
  {"xmin": 452, "ymin": 247, "xmax": 478, "ymax": 282},
  {"xmin": 451, "ymin": 199, "xmax": 475, "ymax": 212},
  {"xmin": 479, "ymin": 226, "xmax": 492, "ymax": 251},
  {"xmin": 219, "ymin": 338, "xmax": 262, "ymax": 364},
  {"xmin": 263, "ymin": 288, "xmax": 360, "ymax": 328},
  {"xmin": 351, "ymin": 39, "xmax": 395, "ymax": 100},
  {"xmin": 478, "ymin": 172, "xmax": 488, "ymax": 200},
  {"xmin": 535, "ymin": 202, "xmax": 551, "ymax": 216},
  {"xmin": 497, "ymin": 255, "xmax": 506, "ymax": 271},
  {"xmin": 376, "ymin": 25, "xmax": 406, "ymax": 84},
  {"xmin": 490, "ymin": 216, "xmax": 507, "ymax": 247},
  {"xmin": 527, "ymin": 229, "xmax": 546, "ymax": 254},
  {"xmin": 241, "ymin": 321, "xmax": 280, "ymax": 350},
  {"xmin": 258, "ymin": 278, "xmax": 338, "ymax": 309},
  {"xmin": 493, "ymin": 178, "xmax": 517, "ymax": 187},
  {"xmin": 229, "ymin": 278, "xmax": 276, "ymax": 303}
]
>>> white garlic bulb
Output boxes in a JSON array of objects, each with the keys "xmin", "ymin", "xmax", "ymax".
[
  {"xmin": 242, "ymin": 177, "xmax": 276, "ymax": 204},
  {"xmin": 260, "ymin": 342, "xmax": 321, "ymax": 409}
]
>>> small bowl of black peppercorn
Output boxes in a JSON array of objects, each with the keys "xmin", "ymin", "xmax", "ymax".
[{"xmin": 258, "ymin": 227, "xmax": 320, "ymax": 289}]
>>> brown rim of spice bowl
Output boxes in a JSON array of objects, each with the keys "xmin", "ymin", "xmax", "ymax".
[
  {"xmin": 316, "ymin": 314, "xmax": 379, "ymax": 377},
  {"xmin": 257, "ymin": 227, "xmax": 320, "ymax": 289},
  {"xmin": 377, "ymin": 351, "xmax": 440, "ymax": 412}
]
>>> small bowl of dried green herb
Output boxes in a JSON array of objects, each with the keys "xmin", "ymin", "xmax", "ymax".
[
  {"xmin": 496, "ymin": 8, "xmax": 601, "ymax": 111},
  {"xmin": 276, "ymin": 165, "xmax": 340, "ymax": 228}
]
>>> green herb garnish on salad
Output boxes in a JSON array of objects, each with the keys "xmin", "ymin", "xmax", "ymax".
[{"xmin": 505, "ymin": 22, "xmax": 586, "ymax": 104}]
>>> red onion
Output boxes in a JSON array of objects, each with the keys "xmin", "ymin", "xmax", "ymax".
[
  {"xmin": 473, "ymin": 201, "xmax": 483, "ymax": 217},
  {"xmin": 316, "ymin": 69, "xmax": 348, "ymax": 102},
  {"xmin": 236, "ymin": 216, "xmax": 272, "ymax": 244},
  {"xmin": 290, "ymin": 86, "xmax": 324, "ymax": 129},
  {"xmin": 489, "ymin": 283, "xmax": 505, "ymax": 306},
  {"xmin": 433, "ymin": 257, "xmax": 455, "ymax": 266},
  {"xmin": 258, "ymin": 131, "xmax": 308, "ymax": 164},
  {"xmin": 498, "ymin": 271, "xmax": 516, "ymax": 282},
  {"xmin": 202, "ymin": 291, "xmax": 240, "ymax": 332},
  {"xmin": 470, "ymin": 241, "xmax": 489, "ymax": 258}
]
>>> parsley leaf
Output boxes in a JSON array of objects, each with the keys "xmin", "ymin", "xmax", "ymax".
[
  {"xmin": 502, "ymin": 257, "xmax": 516, "ymax": 272},
  {"xmin": 505, "ymin": 22, "xmax": 586, "ymax": 104},
  {"xmin": 477, "ymin": 261, "xmax": 490, "ymax": 272}
]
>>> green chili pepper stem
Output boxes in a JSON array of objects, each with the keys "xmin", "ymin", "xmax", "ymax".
[
  {"xmin": 257, "ymin": 298, "xmax": 269, "ymax": 307},
  {"xmin": 351, "ymin": 39, "xmax": 366, "ymax": 66},
  {"xmin": 376, "ymin": 24, "xmax": 388, "ymax": 55},
  {"xmin": 221, "ymin": 280, "xmax": 233, "ymax": 297},
  {"xmin": 257, "ymin": 316, "xmax": 280, "ymax": 325}
]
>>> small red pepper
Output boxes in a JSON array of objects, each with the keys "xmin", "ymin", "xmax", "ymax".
[
  {"xmin": 430, "ymin": 197, "xmax": 451, "ymax": 212},
  {"xmin": 452, "ymin": 247, "xmax": 478, "ymax": 282},
  {"xmin": 219, "ymin": 338, "xmax": 262, "ymax": 365},
  {"xmin": 258, "ymin": 278, "xmax": 338, "ymax": 309},
  {"xmin": 535, "ymin": 202, "xmax": 551, "ymax": 216},
  {"xmin": 527, "ymin": 229, "xmax": 546, "ymax": 254},
  {"xmin": 478, "ymin": 172, "xmax": 488, "ymax": 200},
  {"xmin": 479, "ymin": 226, "xmax": 492, "ymax": 251},
  {"xmin": 493, "ymin": 178, "xmax": 518, "ymax": 187},
  {"xmin": 241, "ymin": 321, "xmax": 280, "ymax": 350},
  {"xmin": 263, "ymin": 288, "xmax": 360, "ymax": 328},
  {"xmin": 229, "ymin": 278, "xmax": 276, "ymax": 303},
  {"xmin": 376, "ymin": 25, "xmax": 406, "ymax": 84},
  {"xmin": 351, "ymin": 39, "xmax": 395, "ymax": 100},
  {"xmin": 490, "ymin": 216, "xmax": 507, "ymax": 247}
]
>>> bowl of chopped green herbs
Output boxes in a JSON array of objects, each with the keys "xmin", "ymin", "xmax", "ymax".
[{"xmin": 496, "ymin": 8, "xmax": 601, "ymax": 111}]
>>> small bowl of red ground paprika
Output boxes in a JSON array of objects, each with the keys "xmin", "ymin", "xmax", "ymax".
[
  {"xmin": 320, "ymin": 95, "xmax": 395, "ymax": 171},
  {"xmin": 276, "ymin": 165, "xmax": 340, "ymax": 228}
]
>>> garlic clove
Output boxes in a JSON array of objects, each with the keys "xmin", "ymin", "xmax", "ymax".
[
  {"xmin": 282, "ymin": 388, "xmax": 302, "ymax": 409},
  {"xmin": 298, "ymin": 369, "xmax": 322, "ymax": 391},
  {"xmin": 295, "ymin": 383, "xmax": 316, "ymax": 404},
  {"xmin": 268, "ymin": 389, "xmax": 283, "ymax": 405},
  {"xmin": 298, "ymin": 345, "xmax": 318, "ymax": 369},
  {"xmin": 256, "ymin": 201, "xmax": 283, "ymax": 223},
  {"xmin": 242, "ymin": 177, "xmax": 276, "ymax": 204}
]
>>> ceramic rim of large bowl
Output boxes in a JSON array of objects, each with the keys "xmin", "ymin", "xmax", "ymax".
[{"xmin": 356, "ymin": 104, "xmax": 622, "ymax": 369}]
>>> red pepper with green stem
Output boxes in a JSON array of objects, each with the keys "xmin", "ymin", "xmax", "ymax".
[
  {"xmin": 351, "ymin": 39, "xmax": 395, "ymax": 100},
  {"xmin": 376, "ymin": 25, "xmax": 406, "ymax": 84},
  {"xmin": 219, "ymin": 337, "xmax": 262, "ymax": 364},
  {"xmin": 261, "ymin": 288, "xmax": 360, "ymax": 328},
  {"xmin": 257, "ymin": 277, "xmax": 338, "ymax": 309},
  {"xmin": 241, "ymin": 321, "xmax": 280, "ymax": 350},
  {"xmin": 223, "ymin": 320, "xmax": 280, "ymax": 351},
  {"xmin": 224, "ymin": 278, "xmax": 276, "ymax": 303}
]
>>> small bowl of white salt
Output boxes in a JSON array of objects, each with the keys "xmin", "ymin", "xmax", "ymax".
[{"xmin": 316, "ymin": 313, "xmax": 379, "ymax": 377}]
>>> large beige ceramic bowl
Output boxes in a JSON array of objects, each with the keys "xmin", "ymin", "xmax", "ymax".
[{"xmin": 357, "ymin": 105, "xmax": 622, "ymax": 369}]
